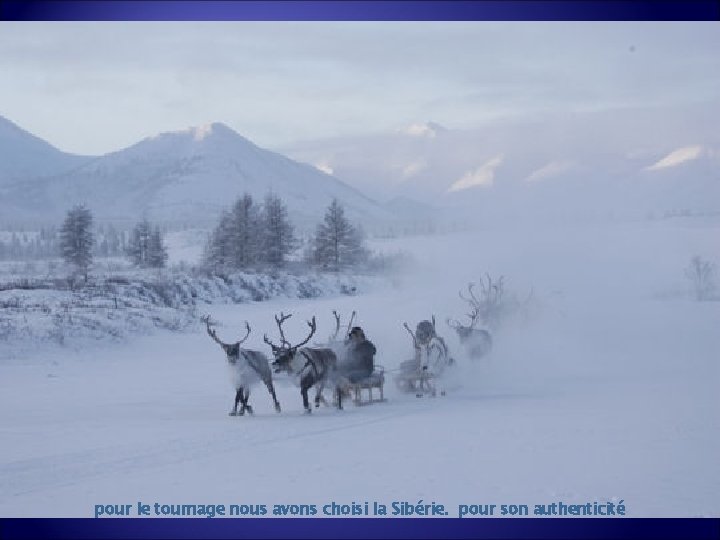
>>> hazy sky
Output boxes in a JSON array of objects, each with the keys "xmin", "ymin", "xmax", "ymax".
[{"xmin": 0, "ymin": 22, "xmax": 718, "ymax": 155}]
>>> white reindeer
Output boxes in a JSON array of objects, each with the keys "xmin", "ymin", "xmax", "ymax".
[{"xmin": 202, "ymin": 315, "xmax": 281, "ymax": 416}]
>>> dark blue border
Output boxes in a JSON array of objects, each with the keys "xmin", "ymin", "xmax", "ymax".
[
  {"xmin": 1, "ymin": 518, "xmax": 719, "ymax": 539},
  {"xmin": 0, "ymin": 0, "xmax": 719, "ymax": 21}
]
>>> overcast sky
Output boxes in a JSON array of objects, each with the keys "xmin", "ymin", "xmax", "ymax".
[{"xmin": 0, "ymin": 22, "xmax": 718, "ymax": 155}]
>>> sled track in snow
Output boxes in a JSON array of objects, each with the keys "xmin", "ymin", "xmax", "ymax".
[{"xmin": 0, "ymin": 397, "xmax": 437, "ymax": 500}]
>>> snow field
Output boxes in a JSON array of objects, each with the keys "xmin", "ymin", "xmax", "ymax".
[{"xmin": 1, "ymin": 221, "xmax": 718, "ymax": 517}]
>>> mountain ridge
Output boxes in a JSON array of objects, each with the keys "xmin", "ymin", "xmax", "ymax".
[
  {"xmin": 0, "ymin": 118, "xmax": 389, "ymax": 228},
  {"xmin": 0, "ymin": 115, "xmax": 91, "ymax": 185}
]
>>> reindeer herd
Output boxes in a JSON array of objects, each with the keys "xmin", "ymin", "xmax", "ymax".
[{"xmin": 202, "ymin": 278, "xmax": 504, "ymax": 416}]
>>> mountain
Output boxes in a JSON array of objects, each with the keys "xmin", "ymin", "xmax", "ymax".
[
  {"xmin": 0, "ymin": 115, "xmax": 90, "ymax": 186},
  {"xmin": 0, "ymin": 122, "xmax": 391, "ymax": 229},
  {"xmin": 280, "ymin": 104, "xmax": 720, "ymax": 223},
  {"xmin": 399, "ymin": 121, "xmax": 448, "ymax": 138}
]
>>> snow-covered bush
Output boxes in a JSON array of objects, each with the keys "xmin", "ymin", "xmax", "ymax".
[
  {"xmin": 685, "ymin": 255, "xmax": 716, "ymax": 301},
  {"xmin": 0, "ymin": 269, "xmax": 377, "ymax": 355}
]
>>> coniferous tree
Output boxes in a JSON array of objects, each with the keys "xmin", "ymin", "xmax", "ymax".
[
  {"xmin": 204, "ymin": 193, "xmax": 264, "ymax": 271},
  {"xmin": 260, "ymin": 192, "xmax": 296, "ymax": 267},
  {"xmin": 127, "ymin": 219, "xmax": 168, "ymax": 268},
  {"xmin": 126, "ymin": 219, "xmax": 152, "ymax": 267},
  {"xmin": 148, "ymin": 227, "xmax": 168, "ymax": 268},
  {"xmin": 105, "ymin": 225, "xmax": 120, "ymax": 257},
  {"xmin": 60, "ymin": 204, "xmax": 94, "ymax": 280},
  {"xmin": 310, "ymin": 198, "xmax": 368, "ymax": 271},
  {"xmin": 227, "ymin": 194, "xmax": 260, "ymax": 268},
  {"xmin": 204, "ymin": 210, "xmax": 232, "ymax": 271}
]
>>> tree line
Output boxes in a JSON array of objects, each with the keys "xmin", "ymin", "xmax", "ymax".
[
  {"xmin": 55, "ymin": 193, "xmax": 369, "ymax": 279},
  {"xmin": 0, "ymin": 224, "xmax": 131, "ymax": 261},
  {"xmin": 58, "ymin": 205, "xmax": 169, "ymax": 280},
  {"xmin": 203, "ymin": 193, "xmax": 368, "ymax": 272}
]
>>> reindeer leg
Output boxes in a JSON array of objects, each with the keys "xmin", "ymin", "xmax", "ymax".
[
  {"xmin": 314, "ymin": 382, "xmax": 324, "ymax": 408},
  {"xmin": 265, "ymin": 379, "xmax": 281, "ymax": 412},
  {"xmin": 336, "ymin": 385, "xmax": 343, "ymax": 410},
  {"xmin": 244, "ymin": 387, "xmax": 253, "ymax": 415},
  {"xmin": 300, "ymin": 374, "xmax": 313, "ymax": 414},
  {"xmin": 230, "ymin": 387, "xmax": 242, "ymax": 416},
  {"xmin": 238, "ymin": 386, "xmax": 248, "ymax": 416}
]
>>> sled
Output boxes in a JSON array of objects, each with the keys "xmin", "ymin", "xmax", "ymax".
[
  {"xmin": 345, "ymin": 365, "xmax": 386, "ymax": 406},
  {"xmin": 328, "ymin": 365, "xmax": 386, "ymax": 407},
  {"xmin": 394, "ymin": 359, "xmax": 440, "ymax": 397}
]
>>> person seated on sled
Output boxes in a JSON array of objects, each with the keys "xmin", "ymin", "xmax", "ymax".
[
  {"xmin": 341, "ymin": 326, "xmax": 376, "ymax": 383},
  {"xmin": 413, "ymin": 320, "xmax": 450, "ymax": 376}
]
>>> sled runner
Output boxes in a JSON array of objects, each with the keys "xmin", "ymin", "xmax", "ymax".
[
  {"xmin": 343, "ymin": 365, "xmax": 386, "ymax": 406},
  {"xmin": 394, "ymin": 358, "xmax": 440, "ymax": 397}
]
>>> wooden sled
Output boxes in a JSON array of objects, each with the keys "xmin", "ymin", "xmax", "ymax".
[
  {"xmin": 331, "ymin": 365, "xmax": 386, "ymax": 407},
  {"xmin": 394, "ymin": 359, "xmax": 440, "ymax": 397},
  {"xmin": 347, "ymin": 366, "xmax": 386, "ymax": 406}
]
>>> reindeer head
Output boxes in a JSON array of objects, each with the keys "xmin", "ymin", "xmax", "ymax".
[
  {"xmin": 448, "ymin": 279, "xmax": 501, "ymax": 339},
  {"xmin": 202, "ymin": 315, "xmax": 251, "ymax": 365},
  {"xmin": 263, "ymin": 312, "xmax": 317, "ymax": 374},
  {"xmin": 447, "ymin": 313, "xmax": 476, "ymax": 341}
]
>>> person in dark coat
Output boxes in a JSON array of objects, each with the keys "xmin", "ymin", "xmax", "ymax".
[{"xmin": 342, "ymin": 326, "xmax": 376, "ymax": 383}]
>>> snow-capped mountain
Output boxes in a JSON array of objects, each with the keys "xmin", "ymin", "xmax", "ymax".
[
  {"xmin": 399, "ymin": 121, "xmax": 448, "ymax": 138},
  {"xmin": 0, "ymin": 121, "xmax": 390, "ymax": 228},
  {"xmin": 0, "ymin": 115, "xmax": 90, "ymax": 186},
  {"xmin": 282, "ymin": 105, "xmax": 720, "ymax": 223}
]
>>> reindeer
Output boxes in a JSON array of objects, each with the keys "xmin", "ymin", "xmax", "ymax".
[
  {"xmin": 397, "ymin": 316, "xmax": 452, "ymax": 397},
  {"xmin": 264, "ymin": 313, "xmax": 342, "ymax": 414},
  {"xmin": 202, "ymin": 315, "xmax": 281, "ymax": 416},
  {"xmin": 447, "ymin": 281, "xmax": 494, "ymax": 359}
]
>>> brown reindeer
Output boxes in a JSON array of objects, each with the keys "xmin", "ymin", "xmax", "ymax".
[{"xmin": 264, "ymin": 313, "xmax": 342, "ymax": 414}]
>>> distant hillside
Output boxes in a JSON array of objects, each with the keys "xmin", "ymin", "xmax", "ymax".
[
  {"xmin": 0, "ymin": 115, "xmax": 90, "ymax": 186},
  {"xmin": 0, "ymin": 121, "xmax": 391, "ymax": 230}
]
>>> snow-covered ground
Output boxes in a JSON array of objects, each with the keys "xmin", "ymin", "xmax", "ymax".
[{"xmin": 1, "ymin": 220, "xmax": 718, "ymax": 517}]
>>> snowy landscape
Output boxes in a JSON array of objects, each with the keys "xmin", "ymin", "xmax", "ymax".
[
  {"xmin": 1, "ymin": 22, "xmax": 719, "ymax": 520},
  {"xmin": 1, "ymin": 220, "xmax": 718, "ymax": 518}
]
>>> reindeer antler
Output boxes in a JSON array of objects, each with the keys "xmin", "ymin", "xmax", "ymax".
[
  {"xmin": 456, "ymin": 275, "xmax": 506, "ymax": 329},
  {"xmin": 263, "ymin": 333, "xmax": 278, "ymax": 349},
  {"xmin": 275, "ymin": 312, "xmax": 292, "ymax": 347},
  {"xmin": 329, "ymin": 310, "xmax": 341, "ymax": 341},
  {"xmin": 264, "ymin": 312, "xmax": 314, "ymax": 350},
  {"xmin": 346, "ymin": 310, "xmax": 356, "ymax": 335},
  {"xmin": 238, "ymin": 321, "xmax": 251, "ymax": 345},
  {"xmin": 202, "ymin": 314, "xmax": 227, "ymax": 346},
  {"xmin": 403, "ymin": 322, "xmax": 418, "ymax": 349},
  {"xmin": 264, "ymin": 312, "xmax": 291, "ymax": 349},
  {"xmin": 466, "ymin": 305, "xmax": 480, "ymax": 328},
  {"xmin": 478, "ymin": 274, "xmax": 505, "ymax": 306},
  {"xmin": 294, "ymin": 316, "xmax": 316, "ymax": 349},
  {"xmin": 203, "ymin": 315, "xmax": 252, "ymax": 346}
]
